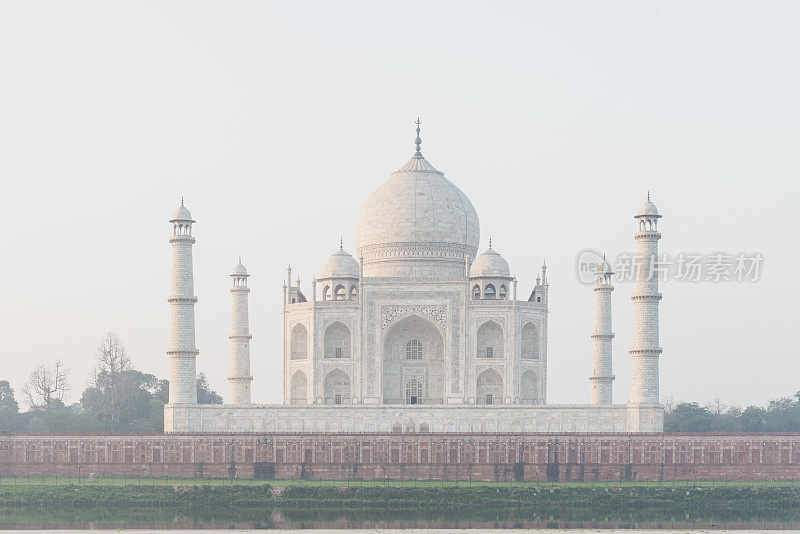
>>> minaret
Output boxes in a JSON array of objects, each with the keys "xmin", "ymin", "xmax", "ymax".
[
  {"xmin": 228, "ymin": 258, "xmax": 253, "ymax": 404},
  {"xmin": 589, "ymin": 255, "xmax": 615, "ymax": 405},
  {"xmin": 630, "ymin": 193, "xmax": 663, "ymax": 406},
  {"xmin": 167, "ymin": 199, "xmax": 198, "ymax": 404}
]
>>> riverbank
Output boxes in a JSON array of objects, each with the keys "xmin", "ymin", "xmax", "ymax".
[{"xmin": 1, "ymin": 483, "xmax": 799, "ymax": 508}]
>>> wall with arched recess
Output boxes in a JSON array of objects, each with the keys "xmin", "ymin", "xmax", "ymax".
[
  {"xmin": 2, "ymin": 433, "xmax": 799, "ymax": 482},
  {"xmin": 324, "ymin": 322, "xmax": 351, "ymax": 359},
  {"xmin": 290, "ymin": 324, "xmax": 308, "ymax": 360},
  {"xmin": 476, "ymin": 321, "xmax": 504, "ymax": 359},
  {"xmin": 382, "ymin": 314, "xmax": 445, "ymax": 404}
]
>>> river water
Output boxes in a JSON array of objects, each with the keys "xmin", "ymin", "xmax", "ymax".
[
  {"xmin": 2, "ymin": 500, "xmax": 798, "ymax": 530},
  {"xmin": 4, "ymin": 530, "xmax": 793, "ymax": 533}
]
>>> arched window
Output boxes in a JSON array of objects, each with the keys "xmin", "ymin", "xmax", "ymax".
[
  {"xmin": 323, "ymin": 286, "xmax": 331, "ymax": 301},
  {"xmin": 324, "ymin": 369, "xmax": 351, "ymax": 404},
  {"xmin": 477, "ymin": 321, "xmax": 504, "ymax": 359},
  {"xmin": 290, "ymin": 324, "xmax": 308, "ymax": 360},
  {"xmin": 476, "ymin": 369, "xmax": 503, "ymax": 405},
  {"xmin": 405, "ymin": 378, "xmax": 423, "ymax": 404},
  {"xmin": 349, "ymin": 286, "xmax": 358, "ymax": 300},
  {"xmin": 406, "ymin": 339, "xmax": 422, "ymax": 360},
  {"xmin": 483, "ymin": 284, "xmax": 496, "ymax": 299},
  {"xmin": 324, "ymin": 322, "xmax": 351, "ymax": 359},
  {"xmin": 472, "ymin": 285, "xmax": 481, "ymax": 300},
  {"xmin": 519, "ymin": 370, "xmax": 538, "ymax": 404},
  {"xmin": 334, "ymin": 285, "xmax": 346, "ymax": 300},
  {"xmin": 520, "ymin": 323, "xmax": 539, "ymax": 359},
  {"xmin": 499, "ymin": 285, "xmax": 507, "ymax": 299},
  {"xmin": 290, "ymin": 371, "xmax": 308, "ymax": 405}
]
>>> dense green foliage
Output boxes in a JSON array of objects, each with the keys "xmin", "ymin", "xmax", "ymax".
[
  {"xmin": 664, "ymin": 392, "xmax": 800, "ymax": 432},
  {"xmin": 1, "ymin": 483, "xmax": 799, "ymax": 509}
]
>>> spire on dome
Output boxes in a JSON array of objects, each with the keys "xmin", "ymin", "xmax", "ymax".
[
  {"xmin": 489, "ymin": 237, "xmax": 493, "ymax": 250},
  {"xmin": 340, "ymin": 237, "xmax": 343, "ymax": 250},
  {"xmin": 414, "ymin": 117, "xmax": 422, "ymax": 157},
  {"xmin": 647, "ymin": 191, "xmax": 650, "ymax": 202},
  {"xmin": 394, "ymin": 118, "xmax": 443, "ymax": 174}
]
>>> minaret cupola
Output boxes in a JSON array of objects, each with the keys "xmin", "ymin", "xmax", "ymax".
[
  {"xmin": 170, "ymin": 198, "xmax": 195, "ymax": 236},
  {"xmin": 231, "ymin": 258, "xmax": 249, "ymax": 287}
]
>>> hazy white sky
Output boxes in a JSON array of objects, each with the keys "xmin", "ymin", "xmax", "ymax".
[{"xmin": 1, "ymin": 1, "xmax": 798, "ymax": 408}]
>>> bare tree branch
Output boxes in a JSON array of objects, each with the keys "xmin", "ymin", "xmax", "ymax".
[{"xmin": 21, "ymin": 360, "xmax": 70, "ymax": 411}]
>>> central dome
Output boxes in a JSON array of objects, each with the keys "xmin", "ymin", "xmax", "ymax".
[{"xmin": 355, "ymin": 142, "xmax": 480, "ymax": 278}]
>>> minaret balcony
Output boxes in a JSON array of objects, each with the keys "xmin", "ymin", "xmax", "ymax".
[
  {"xmin": 630, "ymin": 293, "xmax": 662, "ymax": 301},
  {"xmin": 634, "ymin": 231, "xmax": 662, "ymax": 240},
  {"xmin": 169, "ymin": 234, "xmax": 196, "ymax": 244}
]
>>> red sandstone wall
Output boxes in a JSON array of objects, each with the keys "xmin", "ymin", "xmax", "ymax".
[{"xmin": 1, "ymin": 433, "xmax": 798, "ymax": 482}]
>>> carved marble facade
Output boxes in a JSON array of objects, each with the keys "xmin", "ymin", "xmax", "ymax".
[{"xmin": 282, "ymin": 275, "xmax": 549, "ymax": 409}]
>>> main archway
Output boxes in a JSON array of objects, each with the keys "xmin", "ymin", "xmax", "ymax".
[{"xmin": 382, "ymin": 315, "xmax": 445, "ymax": 404}]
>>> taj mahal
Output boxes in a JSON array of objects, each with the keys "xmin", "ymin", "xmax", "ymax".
[{"xmin": 164, "ymin": 123, "xmax": 665, "ymax": 434}]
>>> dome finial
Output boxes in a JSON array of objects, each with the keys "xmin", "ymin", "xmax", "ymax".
[
  {"xmin": 339, "ymin": 237, "xmax": 343, "ymax": 250},
  {"xmin": 181, "ymin": 196, "xmax": 184, "ymax": 207},
  {"xmin": 489, "ymin": 236, "xmax": 492, "ymax": 250},
  {"xmin": 414, "ymin": 117, "xmax": 422, "ymax": 157},
  {"xmin": 647, "ymin": 190, "xmax": 650, "ymax": 202}
]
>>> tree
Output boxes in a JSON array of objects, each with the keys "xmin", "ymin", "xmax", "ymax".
[
  {"xmin": 739, "ymin": 405, "xmax": 766, "ymax": 432},
  {"xmin": 664, "ymin": 402, "xmax": 714, "ymax": 432},
  {"xmin": 0, "ymin": 380, "xmax": 19, "ymax": 431},
  {"xmin": 661, "ymin": 395, "xmax": 676, "ymax": 412},
  {"xmin": 92, "ymin": 332, "xmax": 132, "ymax": 424},
  {"xmin": 763, "ymin": 396, "xmax": 800, "ymax": 432},
  {"xmin": 704, "ymin": 398, "xmax": 740, "ymax": 431},
  {"xmin": 197, "ymin": 373, "xmax": 223, "ymax": 404},
  {"xmin": 21, "ymin": 361, "xmax": 70, "ymax": 411}
]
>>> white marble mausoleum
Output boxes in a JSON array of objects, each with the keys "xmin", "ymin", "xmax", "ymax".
[{"xmin": 164, "ymin": 123, "xmax": 664, "ymax": 433}]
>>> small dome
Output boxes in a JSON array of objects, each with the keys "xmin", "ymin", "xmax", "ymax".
[
  {"xmin": 170, "ymin": 204, "xmax": 194, "ymax": 222},
  {"xmin": 320, "ymin": 247, "xmax": 359, "ymax": 279},
  {"xmin": 636, "ymin": 198, "xmax": 660, "ymax": 218},
  {"xmin": 470, "ymin": 245, "xmax": 510, "ymax": 278},
  {"xmin": 232, "ymin": 261, "xmax": 248, "ymax": 276}
]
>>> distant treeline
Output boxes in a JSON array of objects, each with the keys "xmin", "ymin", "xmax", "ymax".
[
  {"xmin": 0, "ymin": 332, "xmax": 221, "ymax": 433},
  {"xmin": 1, "ymin": 332, "xmax": 797, "ymax": 434},
  {"xmin": 664, "ymin": 392, "xmax": 800, "ymax": 432}
]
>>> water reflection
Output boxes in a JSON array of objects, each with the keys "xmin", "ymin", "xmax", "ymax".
[{"xmin": 1, "ymin": 503, "xmax": 799, "ymax": 530}]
